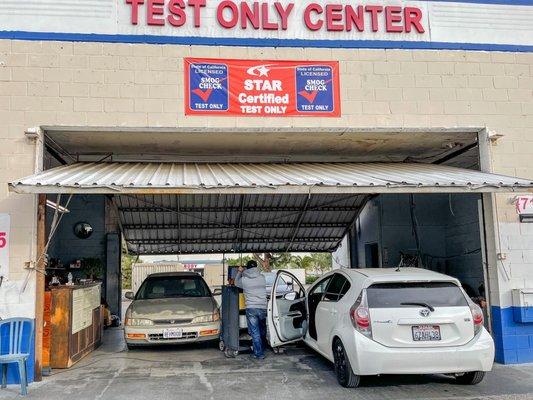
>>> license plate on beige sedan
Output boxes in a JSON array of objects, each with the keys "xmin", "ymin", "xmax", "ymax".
[
  {"xmin": 412, "ymin": 325, "xmax": 441, "ymax": 341},
  {"xmin": 163, "ymin": 328, "xmax": 183, "ymax": 339}
]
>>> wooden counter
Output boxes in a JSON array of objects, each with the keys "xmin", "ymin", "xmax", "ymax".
[{"xmin": 49, "ymin": 283, "xmax": 103, "ymax": 369}]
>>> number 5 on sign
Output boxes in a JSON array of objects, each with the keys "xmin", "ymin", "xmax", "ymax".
[{"xmin": 0, "ymin": 214, "xmax": 10, "ymax": 277}]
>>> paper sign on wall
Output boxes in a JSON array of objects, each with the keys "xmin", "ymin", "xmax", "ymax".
[
  {"xmin": 0, "ymin": 214, "xmax": 10, "ymax": 278},
  {"xmin": 516, "ymin": 196, "xmax": 533, "ymax": 215},
  {"xmin": 184, "ymin": 58, "xmax": 341, "ymax": 117}
]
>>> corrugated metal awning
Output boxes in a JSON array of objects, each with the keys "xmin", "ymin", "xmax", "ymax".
[
  {"xmin": 8, "ymin": 162, "xmax": 533, "ymax": 194},
  {"xmin": 11, "ymin": 162, "xmax": 532, "ymax": 254}
]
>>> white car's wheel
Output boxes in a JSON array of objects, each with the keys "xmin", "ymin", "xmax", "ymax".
[
  {"xmin": 456, "ymin": 371, "xmax": 485, "ymax": 385},
  {"xmin": 219, "ymin": 340, "xmax": 225, "ymax": 351},
  {"xmin": 333, "ymin": 338, "xmax": 360, "ymax": 388}
]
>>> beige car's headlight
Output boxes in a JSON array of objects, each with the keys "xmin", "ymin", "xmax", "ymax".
[
  {"xmin": 192, "ymin": 310, "xmax": 220, "ymax": 324},
  {"xmin": 125, "ymin": 318, "xmax": 154, "ymax": 326}
]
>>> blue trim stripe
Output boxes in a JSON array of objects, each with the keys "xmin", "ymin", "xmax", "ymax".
[{"xmin": 1, "ymin": 31, "xmax": 532, "ymax": 53}]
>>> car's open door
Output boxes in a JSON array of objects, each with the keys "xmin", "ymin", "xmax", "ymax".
[{"xmin": 267, "ymin": 270, "xmax": 306, "ymax": 348}]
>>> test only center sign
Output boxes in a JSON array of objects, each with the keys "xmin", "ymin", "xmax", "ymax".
[{"xmin": 184, "ymin": 58, "xmax": 341, "ymax": 117}]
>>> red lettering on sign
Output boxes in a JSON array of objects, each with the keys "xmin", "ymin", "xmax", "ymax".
[
  {"xmin": 0, "ymin": 233, "xmax": 6, "ymax": 249},
  {"xmin": 261, "ymin": 2, "xmax": 278, "ymax": 30},
  {"xmin": 126, "ymin": 0, "xmax": 145, "ymax": 25},
  {"xmin": 241, "ymin": 2, "xmax": 260, "ymax": 30},
  {"xmin": 326, "ymin": 4, "xmax": 344, "ymax": 32},
  {"xmin": 345, "ymin": 5, "xmax": 364, "ymax": 32},
  {"xmin": 516, "ymin": 196, "xmax": 533, "ymax": 214},
  {"xmin": 404, "ymin": 7, "xmax": 425, "ymax": 33},
  {"xmin": 168, "ymin": 0, "xmax": 186, "ymax": 27},
  {"xmin": 218, "ymin": 1, "xmax": 239, "ymax": 28},
  {"xmin": 304, "ymin": 4, "xmax": 323, "ymax": 31},
  {"xmin": 365, "ymin": 5, "xmax": 383, "ymax": 32},
  {"xmin": 385, "ymin": 6, "xmax": 403, "ymax": 32},
  {"xmin": 188, "ymin": 0, "xmax": 206, "ymax": 27},
  {"xmin": 147, "ymin": 0, "xmax": 165, "ymax": 26},
  {"xmin": 124, "ymin": 1, "xmax": 424, "ymax": 35},
  {"xmin": 275, "ymin": 2, "xmax": 293, "ymax": 31}
]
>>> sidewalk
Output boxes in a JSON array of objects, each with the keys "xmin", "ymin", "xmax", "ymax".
[{"xmin": 2, "ymin": 329, "xmax": 533, "ymax": 400}]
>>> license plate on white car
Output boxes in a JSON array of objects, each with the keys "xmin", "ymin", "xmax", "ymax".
[
  {"xmin": 163, "ymin": 328, "xmax": 183, "ymax": 339},
  {"xmin": 412, "ymin": 325, "xmax": 441, "ymax": 341}
]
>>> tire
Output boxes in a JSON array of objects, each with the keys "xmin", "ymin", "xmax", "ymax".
[
  {"xmin": 456, "ymin": 371, "xmax": 485, "ymax": 385},
  {"xmin": 219, "ymin": 340, "xmax": 225, "ymax": 351},
  {"xmin": 332, "ymin": 338, "xmax": 360, "ymax": 388}
]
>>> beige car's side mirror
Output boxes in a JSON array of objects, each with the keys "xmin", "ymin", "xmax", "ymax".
[{"xmin": 125, "ymin": 291, "xmax": 135, "ymax": 300}]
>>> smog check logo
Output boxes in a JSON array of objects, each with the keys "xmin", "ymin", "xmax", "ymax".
[
  {"xmin": 189, "ymin": 63, "xmax": 229, "ymax": 111},
  {"xmin": 296, "ymin": 65, "xmax": 334, "ymax": 112}
]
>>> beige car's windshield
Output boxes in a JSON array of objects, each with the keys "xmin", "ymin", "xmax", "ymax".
[{"xmin": 136, "ymin": 276, "xmax": 211, "ymax": 300}]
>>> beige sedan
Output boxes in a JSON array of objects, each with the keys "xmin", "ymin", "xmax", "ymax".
[{"xmin": 124, "ymin": 271, "xmax": 220, "ymax": 349}]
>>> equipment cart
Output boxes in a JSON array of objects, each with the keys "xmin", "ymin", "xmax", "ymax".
[{"xmin": 218, "ymin": 265, "xmax": 251, "ymax": 357}]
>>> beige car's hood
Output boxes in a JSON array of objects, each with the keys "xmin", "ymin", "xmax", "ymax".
[{"xmin": 129, "ymin": 297, "xmax": 217, "ymax": 320}]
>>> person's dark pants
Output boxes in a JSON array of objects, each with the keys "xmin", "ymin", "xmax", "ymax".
[{"xmin": 246, "ymin": 308, "xmax": 267, "ymax": 358}]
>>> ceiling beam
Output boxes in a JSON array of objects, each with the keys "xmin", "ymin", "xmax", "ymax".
[
  {"xmin": 121, "ymin": 222, "xmax": 348, "ymax": 230},
  {"xmin": 127, "ymin": 237, "xmax": 341, "ymax": 245},
  {"xmin": 286, "ymin": 195, "xmax": 312, "ymax": 252},
  {"xmin": 129, "ymin": 248, "xmax": 336, "ymax": 255},
  {"xmin": 118, "ymin": 206, "xmax": 361, "ymax": 213},
  {"xmin": 234, "ymin": 195, "xmax": 246, "ymax": 253}
]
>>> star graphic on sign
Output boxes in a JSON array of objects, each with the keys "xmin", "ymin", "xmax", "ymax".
[
  {"xmin": 246, "ymin": 64, "xmax": 273, "ymax": 77},
  {"xmin": 257, "ymin": 65, "xmax": 270, "ymax": 76}
]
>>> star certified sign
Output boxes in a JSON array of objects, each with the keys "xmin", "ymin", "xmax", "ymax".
[{"xmin": 184, "ymin": 58, "xmax": 340, "ymax": 117}]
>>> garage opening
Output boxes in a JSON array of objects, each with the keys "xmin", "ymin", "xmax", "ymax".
[
  {"xmin": 349, "ymin": 193, "xmax": 488, "ymax": 300},
  {"xmin": 9, "ymin": 127, "xmax": 533, "ymax": 377}
]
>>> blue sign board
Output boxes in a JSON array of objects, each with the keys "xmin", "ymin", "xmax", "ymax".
[
  {"xmin": 188, "ymin": 63, "xmax": 229, "ymax": 112},
  {"xmin": 295, "ymin": 65, "xmax": 335, "ymax": 113}
]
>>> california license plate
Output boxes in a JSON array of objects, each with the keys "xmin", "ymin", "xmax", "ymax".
[
  {"xmin": 163, "ymin": 328, "xmax": 183, "ymax": 339},
  {"xmin": 412, "ymin": 325, "xmax": 441, "ymax": 341}
]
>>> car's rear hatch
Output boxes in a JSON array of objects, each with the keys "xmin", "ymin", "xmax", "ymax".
[{"xmin": 366, "ymin": 281, "xmax": 474, "ymax": 348}]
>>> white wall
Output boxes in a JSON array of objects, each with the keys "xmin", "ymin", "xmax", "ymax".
[{"xmin": 0, "ymin": 38, "xmax": 532, "ymax": 317}]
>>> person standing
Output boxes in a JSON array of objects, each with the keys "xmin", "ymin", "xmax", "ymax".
[{"xmin": 235, "ymin": 260, "xmax": 268, "ymax": 359}]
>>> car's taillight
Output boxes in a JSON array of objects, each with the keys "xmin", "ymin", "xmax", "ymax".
[
  {"xmin": 469, "ymin": 302, "xmax": 484, "ymax": 335},
  {"xmin": 350, "ymin": 289, "xmax": 372, "ymax": 338}
]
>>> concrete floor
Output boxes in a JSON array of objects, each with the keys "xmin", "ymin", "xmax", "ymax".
[{"xmin": 2, "ymin": 328, "xmax": 533, "ymax": 400}]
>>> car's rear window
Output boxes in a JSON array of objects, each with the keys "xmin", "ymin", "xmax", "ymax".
[
  {"xmin": 136, "ymin": 276, "xmax": 211, "ymax": 300},
  {"xmin": 366, "ymin": 282, "xmax": 468, "ymax": 308}
]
